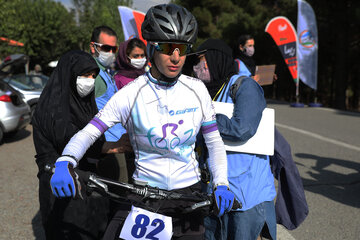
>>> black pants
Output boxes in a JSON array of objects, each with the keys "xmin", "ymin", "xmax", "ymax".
[
  {"xmin": 39, "ymin": 173, "xmax": 110, "ymax": 240},
  {"xmin": 38, "ymin": 159, "xmax": 112, "ymax": 240}
]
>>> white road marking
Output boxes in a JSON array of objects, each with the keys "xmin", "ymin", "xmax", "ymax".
[{"xmin": 276, "ymin": 123, "xmax": 360, "ymax": 152}]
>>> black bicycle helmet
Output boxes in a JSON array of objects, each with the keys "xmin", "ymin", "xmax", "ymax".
[{"xmin": 141, "ymin": 4, "xmax": 198, "ymax": 44}]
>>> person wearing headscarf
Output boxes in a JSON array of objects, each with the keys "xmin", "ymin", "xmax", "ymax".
[
  {"xmin": 114, "ymin": 37, "xmax": 147, "ymax": 90},
  {"xmin": 234, "ymin": 34, "xmax": 261, "ymax": 82},
  {"xmin": 193, "ymin": 39, "xmax": 277, "ymax": 240},
  {"xmin": 112, "ymin": 37, "xmax": 147, "ymax": 182},
  {"xmin": 193, "ymin": 38, "xmax": 238, "ymax": 98},
  {"xmin": 32, "ymin": 50, "xmax": 130, "ymax": 240}
]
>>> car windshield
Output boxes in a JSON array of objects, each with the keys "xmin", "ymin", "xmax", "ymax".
[{"xmin": 4, "ymin": 74, "xmax": 48, "ymax": 90}]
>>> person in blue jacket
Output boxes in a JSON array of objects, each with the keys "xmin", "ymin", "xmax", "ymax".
[
  {"xmin": 89, "ymin": 25, "xmax": 131, "ymax": 182},
  {"xmin": 192, "ymin": 39, "xmax": 277, "ymax": 240}
]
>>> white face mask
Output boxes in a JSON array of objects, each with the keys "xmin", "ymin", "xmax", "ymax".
[
  {"xmin": 95, "ymin": 48, "xmax": 115, "ymax": 67},
  {"xmin": 130, "ymin": 57, "xmax": 147, "ymax": 69},
  {"xmin": 76, "ymin": 76, "xmax": 95, "ymax": 97}
]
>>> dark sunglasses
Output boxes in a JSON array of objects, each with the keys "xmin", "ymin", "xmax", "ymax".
[
  {"xmin": 93, "ymin": 42, "xmax": 118, "ymax": 53},
  {"xmin": 151, "ymin": 42, "xmax": 191, "ymax": 56}
]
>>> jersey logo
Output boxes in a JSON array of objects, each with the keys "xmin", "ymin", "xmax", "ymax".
[
  {"xmin": 159, "ymin": 120, "xmax": 183, "ymax": 142},
  {"xmin": 169, "ymin": 107, "xmax": 198, "ymax": 116},
  {"xmin": 146, "ymin": 120, "xmax": 194, "ymax": 155}
]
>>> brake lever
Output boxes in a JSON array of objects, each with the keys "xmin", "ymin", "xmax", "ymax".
[
  {"xmin": 88, "ymin": 174, "xmax": 108, "ymax": 192},
  {"xmin": 183, "ymin": 199, "xmax": 212, "ymax": 213}
]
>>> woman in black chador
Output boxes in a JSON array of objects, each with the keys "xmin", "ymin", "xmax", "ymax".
[{"xmin": 32, "ymin": 50, "xmax": 109, "ymax": 240}]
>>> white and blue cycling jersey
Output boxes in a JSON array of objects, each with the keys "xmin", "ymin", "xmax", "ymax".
[{"xmin": 60, "ymin": 72, "xmax": 228, "ymax": 190}]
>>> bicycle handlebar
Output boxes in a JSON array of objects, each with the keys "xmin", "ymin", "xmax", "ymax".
[{"xmin": 44, "ymin": 164, "xmax": 241, "ymax": 213}]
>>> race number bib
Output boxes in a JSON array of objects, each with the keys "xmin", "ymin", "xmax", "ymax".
[{"xmin": 119, "ymin": 206, "xmax": 173, "ymax": 240}]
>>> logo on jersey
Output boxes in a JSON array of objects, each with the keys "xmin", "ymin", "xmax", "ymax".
[
  {"xmin": 169, "ymin": 107, "xmax": 198, "ymax": 116},
  {"xmin": 146, "ymin": 120, "xmax": 194, "ymax": 155}
]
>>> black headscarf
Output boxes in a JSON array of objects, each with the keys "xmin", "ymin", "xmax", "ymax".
[
  {"xmin": 33, "ymin": 50, "xmax": 102, "ymax": 168},
  {"xmin": 236, "ymin": 50, "xmax": 256, "ymax": 76},
  {"xmin": 196, "ymin": 39, "xmax": 238, "ymax": 99}
]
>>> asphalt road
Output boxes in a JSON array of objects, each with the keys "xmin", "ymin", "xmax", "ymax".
[
  {"xmin": 267, "ymin": 100, "xmax": 360, "ymax": 240},
  {"xmin": 0, "ymin": 100, "xmax": 359, "ymax": 239}
]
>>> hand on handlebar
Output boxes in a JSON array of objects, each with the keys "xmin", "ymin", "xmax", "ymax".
[
  {"xmin": 50, "ymin": 161, "xmax": 82, "ymax": 198},
  {"xmin": 213, "ymin": 185, "xmax": 235, "ymax": 217}
]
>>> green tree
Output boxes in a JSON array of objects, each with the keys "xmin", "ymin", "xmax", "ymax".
[
  {"xmin": 0, "ymin": 0, "xmax": 79, "ymax": 67},
  {"xmin": 0, "ymin": 0, "xmax": 27, "ymax": 58},
  {"xmin": 0, "ymin": 0, "xmax": 133, "ymax": 70}
]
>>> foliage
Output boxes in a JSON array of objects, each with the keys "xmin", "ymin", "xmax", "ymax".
[
  {"xmin": 0, "ymin": 0, "xmax": 78, "ymax": 68},
  {"xmin": 0, "ymin": 0, "xmax": 132, "ymax": 70}
]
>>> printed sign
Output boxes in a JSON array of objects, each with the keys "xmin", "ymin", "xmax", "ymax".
[
  {"xmin": 265, "ymin": 16, "xmax": 298, "ymax": 83},
  {"xmin": 120, "ymin": 206, "xmax": 173, "ymax": 240}
]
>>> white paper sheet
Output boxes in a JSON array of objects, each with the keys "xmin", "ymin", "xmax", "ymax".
[{"xmin": 213, "ymin": 101, "xmax": 274, "ymax": 156}]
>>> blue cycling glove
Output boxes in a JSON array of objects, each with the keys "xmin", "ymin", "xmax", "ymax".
[
  {"xmin": 50, "ymin": 161, "xmax": 81, "ymax": 198},
  {"xmin": 214, "ymin": 185, "xmax": 235, "ymax": 217}
]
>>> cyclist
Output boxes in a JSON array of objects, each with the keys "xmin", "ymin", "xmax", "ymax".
[{"xmin": 49, "ymin": 4, "xmax": 235, "ymax": 240}]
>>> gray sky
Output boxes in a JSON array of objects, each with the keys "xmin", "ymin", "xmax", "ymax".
[
  {"xmin": 56, "ymin": 0, "xmax": 170, "ymax": 13},
  {"xmin": 132, "ymin": 0, "xmax": 170, "ymax": 13}
]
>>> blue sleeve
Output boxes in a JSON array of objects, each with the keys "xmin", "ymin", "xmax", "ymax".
[{"xmin": 216, "ymin": 78, "xmax": 266, "ymax": 141}]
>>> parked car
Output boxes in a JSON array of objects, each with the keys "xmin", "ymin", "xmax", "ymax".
[
  {"xmin": 0, "ymin": 53, "xmax": 31, "ymax": 143},
  {"xmin": 3, "ymin": 74, "xmax": 48, "ymax": 118},
  {"xmin": 0, "ymin": 79, "xmax": 31, "ymax": 143}
]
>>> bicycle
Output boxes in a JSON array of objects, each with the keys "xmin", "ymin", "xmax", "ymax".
[{"xmin": 45, "ymin": 164, "xmax": 241, "ymax": 239}]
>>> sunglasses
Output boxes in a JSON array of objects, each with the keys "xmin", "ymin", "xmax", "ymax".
[
  {"xmin": 93, "ymin": 42, "xmax": 118, "ymax": 53},
  {"xmin": 151, "ymin": 42, "xmax": 191, "ymax": 56}
]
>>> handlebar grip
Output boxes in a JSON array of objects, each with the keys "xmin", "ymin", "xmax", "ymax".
[{"xmin": 44, "ymin": 164, "xmax": 91, "ymax": 183}]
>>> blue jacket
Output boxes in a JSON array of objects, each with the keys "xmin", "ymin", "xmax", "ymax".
[
  {"xmin": 210, "ymin": 74, "xmax": 276, "ymax": 211},
  {"xmin": 96, "ymin": 69, "xmax": 126, "ymax": 141},
  {"xmin": 235, "ymin": 59, "xmax": 251, "ymax": 77}
]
